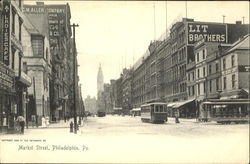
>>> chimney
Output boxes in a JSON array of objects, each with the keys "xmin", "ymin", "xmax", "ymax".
[{"xmin": 236, "ymin": 21, "xmax": 242, "ymax": 25}]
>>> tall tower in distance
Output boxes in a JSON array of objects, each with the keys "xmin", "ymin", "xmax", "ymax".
[{"xmin": 97, "ymin": 63, "xmax": 104, "ymax": 95}]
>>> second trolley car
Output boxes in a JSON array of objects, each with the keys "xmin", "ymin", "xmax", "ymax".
[
  {"xmin": 200, "ymin": 99, "xmax": 249, "ymax": 124},
  {"xmin": 141, "ymin": 102, "xmax": 168, "ymax": 123}
]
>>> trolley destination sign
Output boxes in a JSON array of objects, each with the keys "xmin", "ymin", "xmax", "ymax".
[{"xmin": 187, "ymin": 23, "xmax": 227, "ymax": 45}]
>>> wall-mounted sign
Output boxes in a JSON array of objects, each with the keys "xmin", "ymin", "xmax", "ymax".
[
  {"xmin": 2, "ymin": 0, "xmax": 10, "ymax": 66},
  {"xmin": 23, "ymin": 5, "xmax": 67, "ymax": 46},
  {"xmin": 187, "ymin": 23, "xmax": 227, "ymax": 45},
  {"xmin": 0, "ymin": 61, "xmax": 14, "ymax": 90},
  {"xmin": 238, "ymin": 65, "xmax": 250, "ymax": 72}
]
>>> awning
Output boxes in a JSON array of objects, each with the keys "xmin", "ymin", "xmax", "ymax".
[
  {"xmin": 57, "ymin": 106, "xmax": 62, "ymax": 110},
  {"xmin": 167, "ymin": 102, "xmax": 176, "ymax": 108},
  {"xmin": 113, "ymin": 107, "xmax": 122, "ymax": 111},
  {"xmin": 131, "ymin": 108, "xmax": 141, "ymax": 112},
  {"xmin": 242, "ymin": 88, "xmax": 249, "ymax": 94},
  {"xmin": 18, "ymin": 72, "xmax": 32, "ymax": 87},
  {"xmin": 173, "ymin": 99, "xmax": 195, "ymax": 108}
]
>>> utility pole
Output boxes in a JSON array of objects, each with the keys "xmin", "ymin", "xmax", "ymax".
[
  {"xmin": 222, "ymin": 15, "xmax": 226, "ymax": 24},
  {"xmin": 71, "ymin": 23, "xmax": 79, "ymax": 134}
]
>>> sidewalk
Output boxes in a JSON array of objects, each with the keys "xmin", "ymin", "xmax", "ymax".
[{"xmin": 26, "ymin": 118, "xmax": 86, "ymax": 129}]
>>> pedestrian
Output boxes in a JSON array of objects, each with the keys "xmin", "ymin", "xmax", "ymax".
[
  {"xmin": 31, "ymin": 115, "xmax": 36, "ymax": 127},
  {"xmin": 41, "ymin": 115, "xmax": 46, "ymax": 128},
  {"xmin": 175, "ymin": 109, "xmax": 180, "ymax": 123},
  {"xmin": 35, "ymin": 115, "xmax": 39, "ymax": 127},
  {"xmin": 16, "ymin": 116, "xmax": 25, "ymax": 134}
]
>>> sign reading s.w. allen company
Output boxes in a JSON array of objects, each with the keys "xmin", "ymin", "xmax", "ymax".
[
  {"xmin": 187, "ymin": 23, "xmax": 227, "ymax": 45},
  {"xmin": 2, "ymin": 0, "xmax": 10, "ymax": 66}
]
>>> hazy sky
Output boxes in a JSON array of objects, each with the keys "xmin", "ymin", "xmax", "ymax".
[{"xmin": 25, "ymin": 1, "xmax": 249, "ymax": 99}]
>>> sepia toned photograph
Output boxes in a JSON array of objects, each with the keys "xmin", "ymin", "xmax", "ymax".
[{"xmin": 0, "ymin": 0, "xmax": 249, "ymax": 163}]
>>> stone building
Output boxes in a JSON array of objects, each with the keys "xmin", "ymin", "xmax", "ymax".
[
  {"xmin": 130, "ymin": 18, "xmax": 249, "ymax": 118},
  {"xmin": 22, "ymin": 11, "xmax": 51, "ymax": 124},
  {"xmin": 220, "ymin": 35, "xmax": 249, "ymax": 99},
  {"xmin": 23, "ymin": 2, "xmax": 73, "ymax": 121},
  {"xmin": 0, "ymin": 0, "xmax": 31, "ymax": 132},
  {"xmin": 84, "ymin": 95, "xmax": 97, "ymax": 114}
]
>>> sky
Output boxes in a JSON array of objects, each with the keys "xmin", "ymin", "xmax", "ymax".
[{"xmin": 24, "ymin": 1, "xmax": 250, "ymax": 99}]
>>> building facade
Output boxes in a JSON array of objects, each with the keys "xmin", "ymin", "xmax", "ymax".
[
  {"xmin": 0, "ymin": 0, "xmax": 31, "ymax": 133},
  {"xmin": 22, "ymin": 11, "xmax": 51, "ymax": 124},
  {"xmin": 23, "ymin": 2, "xmax": 73, "ymax": 121}
]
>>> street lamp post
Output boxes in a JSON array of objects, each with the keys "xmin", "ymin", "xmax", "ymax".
[{"xmin": 71, "ymin": 23, "xmax": 79, "ymax": 134}]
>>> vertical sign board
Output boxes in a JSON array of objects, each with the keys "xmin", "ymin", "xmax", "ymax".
[
  {"xmin": 187, "ymin": 23, "xmax": 227, "ymax": 45},
  {"xmin": 23, "ymin": 5, "xmax": 67, "ymax": 49},
  {"xmin": 2, "ymin": 0, "xmax": 10, "ymax": 66}
]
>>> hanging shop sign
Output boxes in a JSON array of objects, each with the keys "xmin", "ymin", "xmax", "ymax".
[
  {"xmin": 187, "ymin": 23, "xmax": 227, "ymax": 45},
  {"xmin": 2, "ymin": 0, "xmax": 11, "ymax": 66}
]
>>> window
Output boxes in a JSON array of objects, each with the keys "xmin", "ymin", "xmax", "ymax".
[
  {"xmin": 188, "ymin": 73, "xmax": 190, "ymax": 81},
  {"xmin": 188, "ymin": 86, "xmax": 191, "ymax": 96},
  {"xmin": 192, "ymin": 72, "xmax": 195, "ymax": 80},
  {"xmin": 23, "ymin": 62, "xmax": 27, "ymax": 74},
  {"xmin": 232, "ymin": 74, "xmax": 236, "ymax": 88},
  {"xmin": 202, "ymin": 49, "xmax": 205, "ymax": 59},
  {"xmin": 216, "ymin": 78, "xmax": 219, "ymax": 91},
  {"xmin": 12, "ymin": 10, "xmax": 16, "ymax": 33},
  {"xmin": 196, "ymin": 53, "xmax": 199, "ymax": 62},
  {"xmin": 223, "ymin": 77, "xmax": 227, "ymax": 90},
  {"xmin": 231, "ymin": 55, "xmax": 235, "ymax": 67},
  {"xmin": 19, "ymin": 18, "xmax": 22, "ymax": 41},
  {"xmin": 192, "ymin": 86, "xmax": 195, "ymax": 96},
  {"xmin": 11, "ymin": 48, "xmax": 16, "ymax": 69},
  {"xmin": 209, "ymin": 80, "xmax": 212, "ymax": 92},
  {"xmin": 198, "ymin": 83, "xmax": 200, "ymax": 95},
  {"xmin": 197, "ymin": 69, "xmax": 200, "ymax": 78},
  {"xmin": 216, "ymin": 63, "xmax": 219, "ymax": 72},
  {"xmin": 203, "ymin": 82, "xmax": 206, "ymax": 93},
  {"xmin": 203, "ymin": 67, "xmax": 206, "ymax": 77},
  {"xmin": 223, "ymin": 58, "xmax": 226, "ymax": 70},
  {"xmin": 209, "ymin": 64, "xmax": 212, "ymax": 74}
]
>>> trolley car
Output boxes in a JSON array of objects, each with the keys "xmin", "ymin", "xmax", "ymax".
[
  {"xmin": 141, "ymin": 102, "xmax": 168, "ymax": 123},
  {"xmin": 200, "ymin": 99, "xmax": 249, "ymax": 124}
]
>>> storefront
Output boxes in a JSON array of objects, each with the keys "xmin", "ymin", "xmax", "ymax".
[{"xmin": 0, "ymin": 62, "xmax": 16, "ymax": 133}]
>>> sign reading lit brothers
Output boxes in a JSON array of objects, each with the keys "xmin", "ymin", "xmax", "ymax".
[
  {"xmin": 2, "ymin": 0, "xmax": 11, "ymax": 66},
  {"xmin": 187, "ymin": 23, "xmax": 227, "ymax": 45}
]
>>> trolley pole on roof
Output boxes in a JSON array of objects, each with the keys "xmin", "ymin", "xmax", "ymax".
[{"xmin": 70, "ymin": 23, "xmax": 79, "ymax": 134}]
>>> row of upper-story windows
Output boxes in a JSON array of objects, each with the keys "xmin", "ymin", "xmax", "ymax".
[
  {"xmin": 196, "ymin": 66, "xmax": 206, "ymax": 79},
  {"xmin": 222, "ymin": 54, "xmax": 236, "ymax": 70},
  {"xmin": 223, "ymin": 74, "xmax": 236, "ymax": 90},
  {"xmin": 11, "ymin": 7, "xmax": 23, "ymax": 42},
  {"xmin": 196, "ymin": 48, "xmax": 206, "ymax": 63}
]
